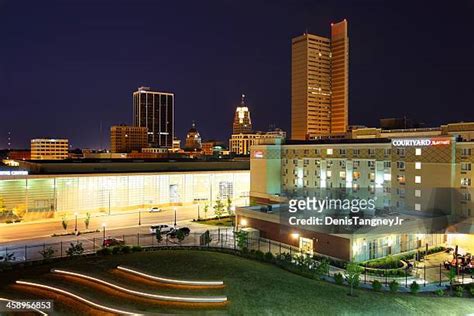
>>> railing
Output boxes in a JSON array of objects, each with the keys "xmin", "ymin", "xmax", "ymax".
[{"xmin": 1, "ymin": 229, "xmax": 472, "ymax": 290}]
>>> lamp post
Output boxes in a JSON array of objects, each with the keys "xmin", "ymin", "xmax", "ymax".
[
  {"xmin": 197, "ymin": 204, "xmax": 200, "ymax": 220},
  {"xmin": 102, "ymin": 223, "xmax": 106, "ymax": 241},
  {"xmin": 138, "ymin": 209, "xmax": 141, "ymax": 226},
  {"xmin": 74, "ymin": 212, "xmax": 78, "ymax": 235},
  {"xmin": 174, "ymin": 208, "xmax": 177, "ymax": 228}
]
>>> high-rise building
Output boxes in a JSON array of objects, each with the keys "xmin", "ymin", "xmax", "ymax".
[
  {"xmin": 133, "ymin": 87, "xmax": 174, "ymax": 148},
  {"xmin": 110, "ymin": 125, "xmax": 148, "ymax": 153},
  {"xmin": 232, "ymin": 94, "xmax": 252, "ymax": 134},
  {"xmin": 291, "ymin": 20, "xmax": 349, "ymax": 140},
  {"xmin": 31, "ymin": 139, "xmax": 68, "ymax": 160}
]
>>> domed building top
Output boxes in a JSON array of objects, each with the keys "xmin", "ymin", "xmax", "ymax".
[
  {"xmin": 185, "ymin": 121, "xmax": 202, "ymax": 151},
  {"xmin": 233, "ymin": 94, "xmax": 253, "ymax": 134}
]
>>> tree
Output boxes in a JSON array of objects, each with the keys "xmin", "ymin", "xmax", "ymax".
[
  {"xmin": 448, "ymin": 267, "xmax": 457, "ymax": 295},
  {"xmin": 345, "ymin": 260, "xmax": 362, "ymax": 296},
  {"xmin": 234, "ymin": 230, "xmax": 248, "ymax": 249},
  {"xmin": 0, "ymin": 197, "xmax": 6, "ymax": 214},
  {"xmin": 314, "ymin": 258, "xmax": 330, "ymax": 278},
  {"xmin": 204, "ymin": 204, "xmax": 209, "ymax": 219},
  {"xmin": 214, "ymin": 198, "xmax": 225, "ymax": 220},
  {"xmin": 84, "ymin": 212, "xmax": 91, "ymax": 230},
  {"xmin": 155, "ymin": 229, "xmax": 162, "ymax": 244},
  {"xmin": 176, "ymin": 229, "xmax": 185, "ymax": 244},
  {"xmin": 226, "ymin": 196, "xmax": 233, "ymax": 214},
  {"xmin": 61, "ymin": 215, "xmax": 68, "ymax": 231},
  {"xmin": 202, "ymin": 230, "xmax": 212, "ymax": 245}
]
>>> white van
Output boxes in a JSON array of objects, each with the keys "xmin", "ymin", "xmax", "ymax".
[{"xmin": 149, "ymin": 224, "xmax": 172, "ymax": 234}]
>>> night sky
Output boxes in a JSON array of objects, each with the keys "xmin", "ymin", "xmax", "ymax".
[{"xmin": 1, "ymin": 0, "xmax": 473, "ymax": 149}]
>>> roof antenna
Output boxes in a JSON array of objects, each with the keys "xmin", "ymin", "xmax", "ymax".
[{"xmin": 241, "ymin": 94, "xmax": 245, "ymax": 105}]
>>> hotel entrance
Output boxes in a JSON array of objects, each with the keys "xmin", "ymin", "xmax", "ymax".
[{"xmin": 299, "ymin": 237, "xmax": 314, "ymax": 255}]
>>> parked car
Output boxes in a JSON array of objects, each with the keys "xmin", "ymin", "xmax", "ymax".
[
  {"xmin": 102, "ymin": 238, "xmax": 125, "ymax": 247},
  {"xmin": 166, "ymin": 227, "xmax": 191, "ymax": 238},
  {"xmin": 149, "ymin": 207, "xmax": 162, "ymax": 213},
  {"xmin": 149, "ymin": 224, "xmax": 172, "ymax": 234}
]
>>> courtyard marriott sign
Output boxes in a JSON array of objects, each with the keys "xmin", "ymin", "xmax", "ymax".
[{"xmin": 391, "ymin": 137, "xmax": 451, "ymax": 147}]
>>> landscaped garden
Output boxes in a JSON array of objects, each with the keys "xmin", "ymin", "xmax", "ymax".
[{"xmin": 1, "ymin": 249, "xmax": 474, "ymax": 315}]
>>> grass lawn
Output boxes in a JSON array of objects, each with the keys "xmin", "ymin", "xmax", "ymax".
[{"xmin": 1, "ymin": 250, "xmax": 474, "ymax": 315}]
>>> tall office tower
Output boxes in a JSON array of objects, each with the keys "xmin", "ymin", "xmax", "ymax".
[
  {"xmin": 232, "ymin": 94, "xmax": 253, "ymax": 134},
  {"xmin": 133, "ymin": 87, "xmax": 174, "ymax": 148},
  {"xmin": 291, "ymin": 20, "xmax": 349, "ymax": 140}
]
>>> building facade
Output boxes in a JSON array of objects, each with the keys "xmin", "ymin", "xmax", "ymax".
[
  {"xmin": 237, "ymin": 126, "xmax": 474, "ymax": 261},
  {"xmin": 229, "ymin": 129, "xmax": 286, "ymax": 155},
  {"xmin": 232, "ymin": 94, "xmax": 253, "ymax": 134},
  {"xmin": 30, "ymin": 139, "xmax": 68, "ymax": 160},
  {"xmin": 133, "ymin": 87, "xmax": 174, "ymax": 148},
  {"xmin": 184, "ymin": 122, "xmax": 202, "ymax": 151},
  {"xmin": 110, "ymin": 125, "xmax": 148, "ymax": 153},
  {"xmin": 291, "ymin": 20, "xmax": 349, "ymax": 140}
]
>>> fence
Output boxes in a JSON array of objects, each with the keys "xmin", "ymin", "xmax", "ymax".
[{"xmin": 1, "ymin": 229, "xmax": 472, "ymax": 289}]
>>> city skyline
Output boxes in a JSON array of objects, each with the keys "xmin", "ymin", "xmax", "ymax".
[{"xmin": 1, "ymin": 1, "xmax": 474, "ymax": 149}]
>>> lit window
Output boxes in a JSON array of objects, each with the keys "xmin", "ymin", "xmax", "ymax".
[
  {"xmin": 415, "ymin": 203, "xmax": 421, "ymax": 211},
  {"xmin": 326, "ymin": 170, "xmax": 332, "ymax": 178},
  {"xmin": 415, "ymin": 162, "xmax": 421, "ymax": 170},
  {"xmin": 339, "ymin": 171, "xmax": 346, "ymax": 178},
  {"xmin": 461, "ymin": 178, "xmax": 471, "ymax": 186},
  {"xmin": 383, "ymin": 173, "xmax": 392, "ymax": 181},
  {"xmin": 415, "ymin": 176, "xmax": 422, "ymax": 184},
  {"xmin": 415, "ymin": 148, "xmax": 422, "ymax": 156},
  {"xmin": 415, "ymin": 189, "xmax": 421, "ymax": 197},
  {"xmin": 327, "ymin": 148, "xmax": 333, "ymax": 155}
]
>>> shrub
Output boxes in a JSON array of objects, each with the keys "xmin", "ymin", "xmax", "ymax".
[
  {"xmin": 435, "ymin": 289, "xmax": 444, "ymax": 297},
  {"xmin": 264, "ymin": 252, "xmax": 274, "ymax": 262},
  {"xmin": 96, "ymin": 247, "xmax": 112, "ymax": 256},
  {"xmin": 131, "ymin": 245, "xmax": 142, "ymax": 252},
  {"xmin": 410, "ymin": 281, "xmax": 420, "ymax": 294},
  {"xmin": 314, "ymin": 259, "xmax": 330, "ymax": 278},
  {"xmin": 469, "ymin": 287, "xmax": 474, "ymax": 297},
  {"xmin": 39, "ymin": 246, "xmax": 55, "ymax": 260},
  {"xmin": 334, "ymin": 272, "xmax": 344, "ymax": 285},
  {"xmin": 254, "ymin": 250, "xmax": 264, "ymax": 261},
  {"xmin": 389, "ymin": 280, "xmax": 400, "ymax": 293},
  {"xmin": 121, "ymin": 245, "xmax": 131, "ymax": 254},
  {"xmin": 241, "ymin": 247, "xmax": 249, "ymax": 254},
  {"xmin": 112, "ymin": 246, "xmax": 122, "ymax": 255},
  {"xmin": 455, "ymin": 286, "xmax": 464, "ymax": 297},
  {"xmin": 66, "ymin": 242, "xmax": 84, "ymax": 257},
  {"xmin": 372, "ymin": 280, "xmax": 382, "ymax": 292}
]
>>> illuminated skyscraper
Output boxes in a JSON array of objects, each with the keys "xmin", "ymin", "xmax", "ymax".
[
  {"xmin": 133, "ymin": 87, "xmax": 174, "ymax": 148},
  {"xmin": 232, "ymin": 94, "xmax": 253, "ymax": 134},
  {"xmin": 291, "ymin": 20, "xmax": 349, "ymax": 140}
]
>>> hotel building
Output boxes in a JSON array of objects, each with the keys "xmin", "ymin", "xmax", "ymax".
[
  {"xmin": 237, "ymin": 122, "xmax": 474, "ymax": 261},
  {"xmin": 110, "ymin": 125, "xmax": 148, "ymax": 153},
  {"xmin": 229, "ymin": 129, "xmax": 286, "ymax": 155},
  {"xmin": 30, "ymin": 139, "xmax": 69, "ymax": 160},
  {"xmin": 291, "ymin": 20, "xmax": 349, "ymax": 140},
  {"xmin": 133, "ymin": 87, "xmax": 174, "ymax": 148}
]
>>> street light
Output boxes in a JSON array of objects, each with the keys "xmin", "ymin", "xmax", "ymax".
[
  {"xmin": 174, "ymin": 208, "xmax": 177, "ymax": 228},
  {"xmin": 102, "ymin": 223, "xmax": 106, "ymax": 241},
  {"xmin": 138, "ymin": 209, "xmax": 141, "ymax": 226},
  {"xmin": 74, "ymin": 212, "xmax": 78, "ymax": 235}
]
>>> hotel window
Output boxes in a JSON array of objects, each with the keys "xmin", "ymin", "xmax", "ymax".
[
  {"xmin": 396, "ymin": 148, "xmax": 405, "ymax": 157},
  {"xmin": 353, "ymin": 183, "xmax": 359, "ymax": 191},
  {"xmin": 461, "ymin": 148, "xmax": 472, "ymax": 156},
  {"xmin": 353, "ymin": 171, "xmax": 361, "ymax": 180},
  {"xmin": 316, "ymin": 160, "xmax": 321, "ymax": 166},
  {"xmin": 415, "ymin": 176, "xmax": 422, "ymax": 184},
  {"xmin": 415, "ymin": 148, "xmax": 422, "ymax": 156},
  {"xmin": 461, "ymin": 163, "xmax": 471, "ymax": 171},
  {"xmin": 396, "ymin": 161, "xmax": 405, "ymax": 169},
  {"xmin": 303, "ymin": 159, "xmax": 310, "ymax": 165},
  {"xmin": 383, "ymin": 173, "xmax": 391, "ymax": 181},
  {"xmin": 461, "ymin": 178, "xmax": 471, "ymax": 186},
  {"xmin": 383, "ymin": 161, "xmax": 391, "ymax": 168},
  {"xmin": 353, "ymin": 160, "xmax": 360, "ymax": 168},
  {"xmin": 383, "ymin": 187, "xmax": 391, "ymax": 193},
  {"xmin": 397, "ymin": 188, "xmax": 405, "ymax": 197},
  {"xmin": 397, "ymin": 175, "xmax": 406, "ymax": 184},
  {"xmin": 327, "ymin": 160, "xmax": 334, "ymax": 167},
  {"xmin": 339, "ymin": 149, "xmax": 346, "ymax": 155},
  {"xmin": 384, "ymin": 148, "xmax": 391, "ymax": 156},
  {"xmin": 369, "ymin": 173, "xmax": 375, "ymax": 181},
  {"xmin": 462, "ymin": 192, "xmax": 471, "ymax": 201},
  {"xmin": 415, "ymin": 189, "xmax": 422, "ymax": 197},
  {"xmin": 368, "ymin": 161, "xmax": 375, "ymax": 168},
  {"xmin": 327, "ymin": 148, "xmax": 333, "ymax": 155},
  {"xmin": 368, "ymin": 148, "xmax": 375, "ymax": 156},
  {"xmin": 415, "ymin": 203, "xmax": 421, "ymax": 211},
  {"xmin": 353, "ymin": 149, "xmax": 360, "ymax": 156},
  {"xmin": 339, "ymin": 160, "xmax": 346, "ymax": 168},
  {"xmin": 315, "ymin": 149, "xmax": 320, "ymax": 155},
  {"xmin": 304, "ymin": 149, "xmax": 309, "ymax": 155},
  {"xmin": 339, "ymin": 171, "xmax": 346, "ymax": 179},
  {"xmin": 326, "ymin": 170, "xmax": 332, "ymax": 179},
  {"xmin": 415, "ymin": 162, "xmax": 422, "ymax": 170}
]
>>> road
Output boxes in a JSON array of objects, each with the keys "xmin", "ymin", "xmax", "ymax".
[{"xmin": 0, "ymin": 205, "xmax": 213, "ymax": 245}]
